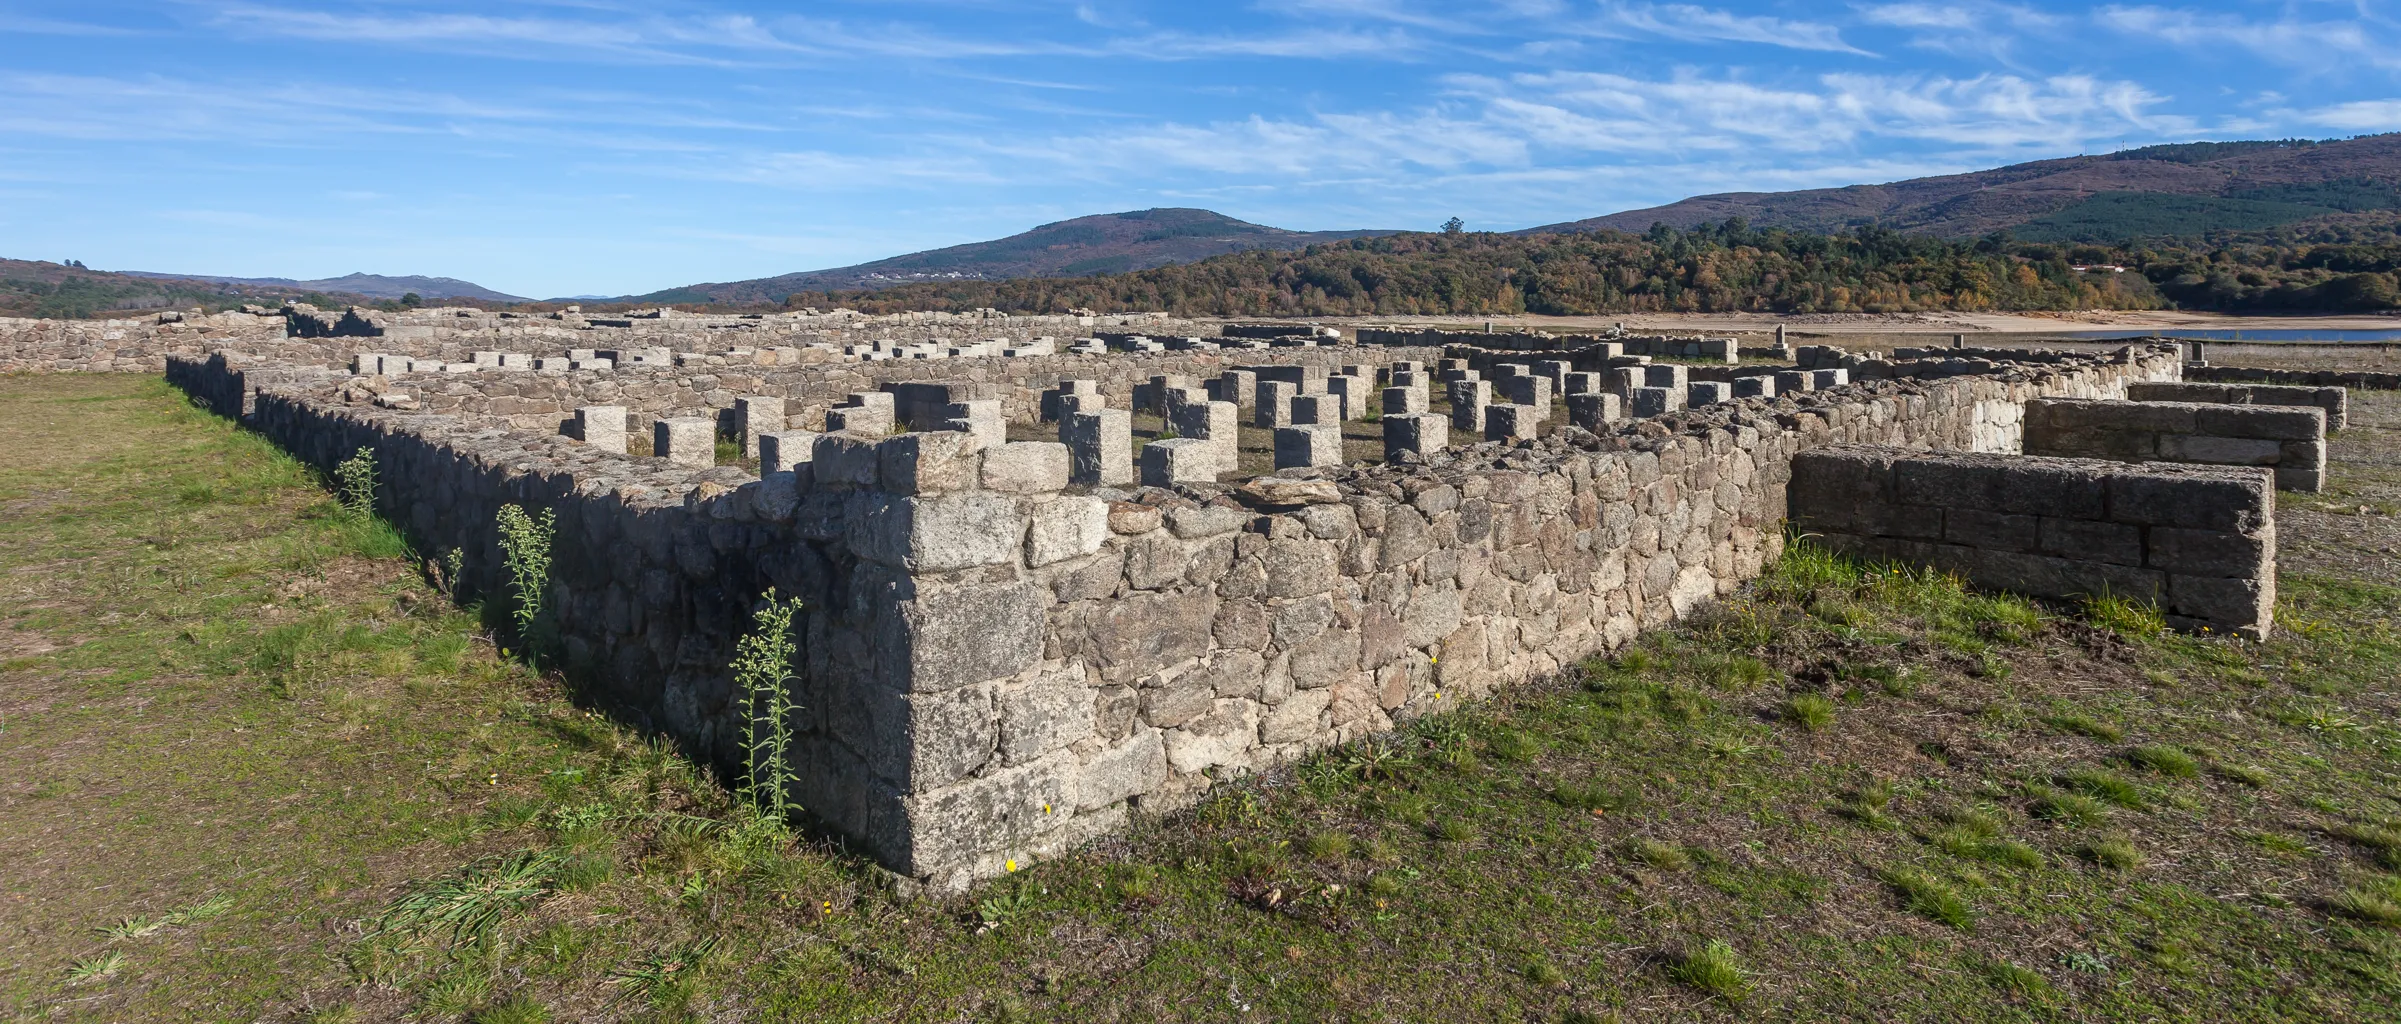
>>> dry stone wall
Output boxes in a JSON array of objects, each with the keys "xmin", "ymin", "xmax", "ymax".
[
  {"xmin": 2024, "ymin": 398, "xmax": 2327, "ymax": 492},
  {"xmin": 1789, "ymin": 446, "xmax": 2275, "ymax": 637}
]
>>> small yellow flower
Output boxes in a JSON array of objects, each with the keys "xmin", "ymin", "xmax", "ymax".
[
  {"xmin": 1042, "ymin": 802, "xmax": 1052, "ymax": 814},
  {"xmin": 1005, "ymin": 858, "xmax": 1019, "ymax": 873}
]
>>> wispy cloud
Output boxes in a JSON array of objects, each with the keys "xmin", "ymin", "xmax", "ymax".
[
  {"xmin": 2096, "ymin": 5, "xmax": 2401, "ymax": 72},
  {"xmin": 2300, "ymin": 99, "xmax": 2401, "ymax": 132},
  {"xmin": 1591, "ymin": 3, "xmax": 1872, "ymax": 55}
]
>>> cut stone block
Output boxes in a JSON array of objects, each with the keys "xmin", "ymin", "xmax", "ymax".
[
  {"xmin": 1687, "ymin": 382, "xmax": 1732, "ymax": 407},
  {"xmin": 573, "ymin": 405, "xmax": 627, "ymax": 453},
  {"xmin": 1643, "ymin": 365, "xmax": 1689, "ymax": 389},
  {"xmin": 1383, "ymin": 413, "xmax": 1448, "ymax": 461},
  {"xmin": 1775, "ymin": 370, "xmax": 1812, "ymax": 394},
  {"xmin": 1291, "ymin": 393, "xmax": 1342, "ymax": 425},
  {"xmin": 1325, "ymin": 375, "xmax": 1367, "ymax": 421},
  {"xmin": 1140, "ymin": 438, "xmax": 1219, "ymax": 485},
  {"xmin": 1382, "ymin": 386, "xmax": 1428, "ymax": 417},
  {"xmin": 736, "ymin": 395, "xmax": 786, "ymax": 458},
  {"xmin": 1274, "ymin": 425, "xmax": 1345, "ymax": 469},
  {"xmin": 1484, "ymin": 403, "xmax": 1540, "ymax": 441},
  {"xmin": 1564, "ymin": 372, "xmax": 1602, "ymax": 395},
  {"xmin": 655, "ymin": 417, "xmax": 717, "ymax": 468},
  {"xmin": 1811, "ymin": 369, "xmax": 1850, "ymax": 389},
  {"xmin": 1567, "ymin": 393, "xmax": 1621, "ymax": 430},
  {"xmin": 1731, "ymin": 376, "xmax": 1777, "ymax": 399},
  {"xmin": 982, "ymin": 442, "xmax": 1071, "ymax": 494},
  {"xmin": 1631, "ymin": 386, "xmax": 1684, "ymax": 418},
  {"xmin": 1256, "ymin": 381, "xmax": 1299, "ymax": 428},
  {"xmin": 1062, "ymin": 409, "xmax": 1135, "ymax": 486},
  {"xmin": 758, "ymin": 430, "xmax": 821, "ymax": 475}
]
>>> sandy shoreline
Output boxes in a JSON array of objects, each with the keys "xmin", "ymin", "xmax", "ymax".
[{"xmin": 1341, "ymin": 310, "xmax": 2401, "ymax": 335}]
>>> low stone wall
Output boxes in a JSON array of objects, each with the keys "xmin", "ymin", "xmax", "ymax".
[
  {"xmin": 2187, "ymin": 365, "xmax": 2401, "ymax": 393},
  {"xmin": 362, "ymin": 346, "xmax": 1448, "ymax": 436},
  {"xmin": 2025, "ymin": 398, "xmax": 2326, "ymax": 492},
  {"xmin": 1788, "ymin": 446, "xmax": 2274, "ymax": 637},
  {"xmin": 168, "ymin": 343, "xmax": 2183, "ymax": 888},
  {"xmin": 0, "ymin": 312, "xmax": 289, "ymax": 372},
  {"xmin": 2127, "ymin": 381, "xmax": 2348, "ymax": 431}
]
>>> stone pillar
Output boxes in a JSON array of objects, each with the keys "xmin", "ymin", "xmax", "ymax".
[
  {"xmin": 1498, "ymin": 375, "xmax": 1551, "ymax": 419},
  {"xmin": 942, "ymin": 400, "xmax": 1006, "ymax": 447},
  {"xmin": 1631, "ymin": 387, "xmax": 1683, "ymax": 418},
  {"xmin": 1688, "ymin": 382, "xmax": 1733, "ymax": 407},
  {"xmin": 573, "ymin": 405, "xmax": 628, "ymax": 453},
  {"xmin": 1774, "ymin": 370, "xmax": 1812, "ymax": 395},
  {"xmin": 1567, "ymin": 393, "xmax": 1620, "ymax": 431},
  {"xmin": 1484, "ymin": 403, "xmax": 1540, "ymax": 441},
  {"xmin": 1213, "ymin": 370, "xmax": 1258, "ymax": 409},
  {"xmin": 1324, "ymin": 375, "xmax": 1366, "ymax": 420},
  {"xmin": 1534, "ymin": 360, "xmax": 1571, "ymax": 395},
  {"xmin": 1042, "ymin": 379, "xmax": 1099, "ymax": 421},
  {"xmin": 1256, "ymin": 381, "xmax": 1299, "ymax": 428},
  {"xmin": 1449, "ymin": 379, "xmax": 1491, "ymax": 434},
  {"xmin": 1383, "ymin": 413, "xmax": 1448, "ymax": 461},
  {"xmin": 1274, "ymin": 425, "xmax": 1344, "ymax": 469},
  {"xmin": 1063, "ymin": 409, "xmax": 1134, "ymax": 486},
  {"xmin": 736, "ymin": 395, "xmax": 786, "ymax": 458},
  {"xmin": 1732, "ymin": 376, "xmax": 1777, "ymax": 399},
  {"xmin": 1382, "ymin": 385, "xmax": 1429, "ymax": 417},
  {"xmin": 759, "ymin": 430, "xmax": 821, "ymax": 475},
  {"xmin": 1169, "ymin": 396, "xmax": 1241, "ymax": 474},
  {"xmin": 828, "ymin": 392, "xmax": 896, "ymax": 434},
  {"xmin": 1140, "ymin": 438, "xmax": 1219, "ymax": 485},
  {"xmin": 655, "ymin": 417, "xmax": 716, "ymax": 468},
  {"xmin": 1291, "ymin": 393, "xmax": 1342, "ymax": 426}
]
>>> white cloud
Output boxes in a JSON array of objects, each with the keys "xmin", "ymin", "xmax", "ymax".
[
  {"xmin": 2096, "ymin": 5, "xmax": 2399, "ymax": 71},
  {"xmin": 1594, "ymin": 3, "xmax": 1871, "ymax": 55},
  {"xmin": 2301, "ymin": 99, "xmax": 2401, "ymax": 132}
]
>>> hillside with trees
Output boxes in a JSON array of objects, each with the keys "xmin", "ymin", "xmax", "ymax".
[{"xmin": 769, "ymin": 222, "xmax": 2172, "ymax": 317}]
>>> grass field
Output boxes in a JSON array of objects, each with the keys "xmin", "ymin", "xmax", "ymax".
[{"xmin": 3, "ymin": 374, "xmax": 2399, "ymax": 1022}]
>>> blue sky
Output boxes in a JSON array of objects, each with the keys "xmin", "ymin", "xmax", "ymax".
[{"xmin": 2, "ymin": 1, "xmax": 2396, "ymax": 299}]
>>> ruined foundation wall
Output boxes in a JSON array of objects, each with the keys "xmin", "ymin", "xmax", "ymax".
[
  {"xmin": 2024, "ymin": 398, "xmax": 2327, "ymax": 492},
  {"xmin": 2185, "ymin": 365, "xmax": 2401, "ymax": 394},
  {"xmin": 1789, "ymin": 446, "xmax": 2274, "ymax": 637},
  {"xmin": 0, "ymin": 312, "xmax": 291, "ymax": 372},
  {"xmin": 352, "ymin": 346, "xmax": 1449, "ymax": 434},
  {"xmin": 168, "ymin": 344, "xmax": 2182, "ymax": 887}
]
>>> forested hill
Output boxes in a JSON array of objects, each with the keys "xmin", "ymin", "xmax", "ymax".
[
  {"xmin": 767, "ymin": 218, "xmax": 2401, "ymax": 317},
  {"xmin": 1531, "ymin": 135, "xmax": 2401, "ymax": 242},
  {"xmin": 768, "ymin": 223, "xmax": 2158, "ymax": 317}
]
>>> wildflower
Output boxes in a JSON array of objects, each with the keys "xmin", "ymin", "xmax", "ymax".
[{"xmin": 1005, "ymin": 859, "xmax": 1018, "ymax": 873}]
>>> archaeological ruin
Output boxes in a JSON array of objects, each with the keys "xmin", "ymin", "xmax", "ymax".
[{"xmin": 2, "ymin": 301, "xmax": 2338, "ymax": 888}]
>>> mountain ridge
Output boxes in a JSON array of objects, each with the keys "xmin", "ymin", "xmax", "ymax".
[
  {"xmin": 115, "ymin": 270, "xmax": 529, "ymax": 303},
  {"xmin": 637, "ymin": 208, "xmax": 1399, "ymax": 304},
  {"xmin": 1524, "ymin": 134, "xmax": 2401, "ymax": 241}
]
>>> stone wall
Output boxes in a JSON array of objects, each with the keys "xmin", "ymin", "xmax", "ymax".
[
  {"xmin": 168, "ymin": 343, "xmax": 2183, "ymax": 889},
  {"xmin": 0, "ymin": 311, "xmax": 288, "ymax": 372},
  {"xmin": 2126, "ymin": 381, "xmax": 2348, "ymax": 431},
  {"xmin": 2024, "ymin": 398, "xmax": 2326, "ymax": 492},
  {"xmin": 2187, "ymin": 365, "xmax": 2401, "ymax": 393},
  {"xmin": 357, "ymin": 346, "xmax": 1447, "ymax": 435},
  {"xmin": 1788, "ymin": 446, "xmax": 2274, "ymax": 637}
]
